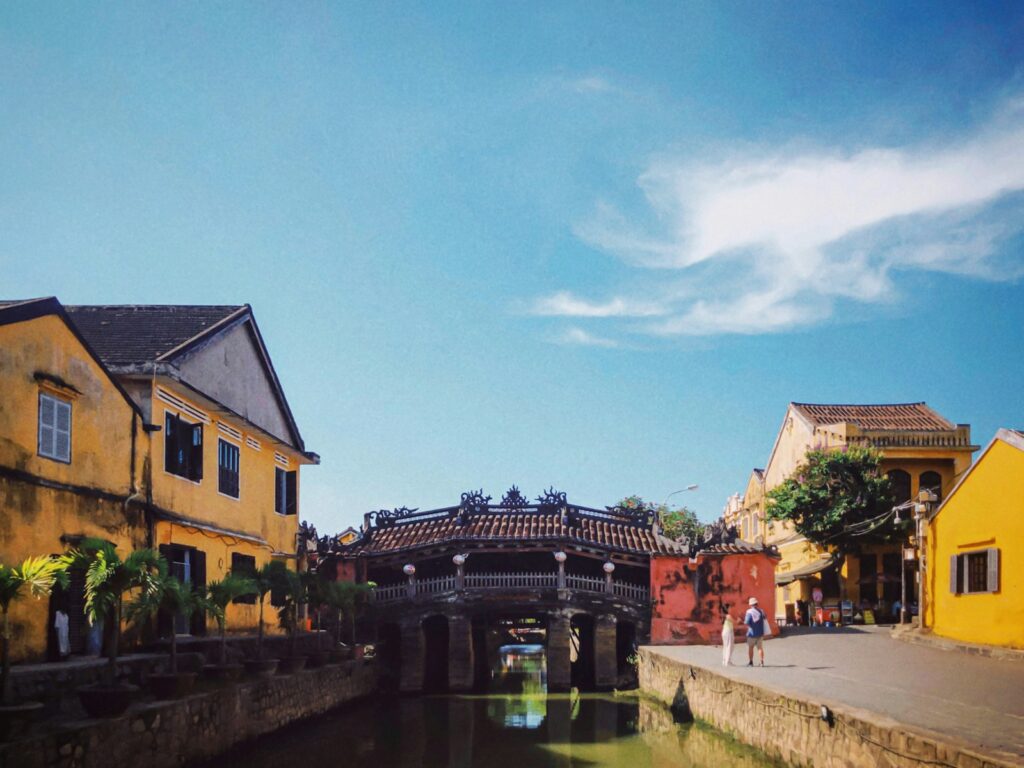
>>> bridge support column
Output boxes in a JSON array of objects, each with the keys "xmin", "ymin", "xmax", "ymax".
[
  {"xmin": 399, "ymin": 618, "xmax": 425, "ymax": 693},
  {"xmin": 595, "ymin": 614, "xmax": 617, "ymax": 690},
  {"xmin": 546, "ymin": 612, "xmax": 572, "ymax": 692},
  {"xmin": 448, "ymin": 614, "xmax": 474, "ymax": 692}
]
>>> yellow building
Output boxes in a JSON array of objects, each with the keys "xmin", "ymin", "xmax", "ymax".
[
  {"xmin": 0, "ymin": 298, "xmax": 318, "ymax": 660},
  {"xmin": 0, "ymin": 298, "xmax": 149, "ymax": 660},
  {"xmin": 740, "ymin": 403, "xmax": 976, "ymax": 624},
  {"xmin": 925, "ymin": 429, "xmax": 1022, "ymax": 649}
]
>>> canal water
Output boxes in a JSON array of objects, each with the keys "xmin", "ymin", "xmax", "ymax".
[{"xmin": 215, "ymin": 645, "xmax": 778, "ymax": 767}]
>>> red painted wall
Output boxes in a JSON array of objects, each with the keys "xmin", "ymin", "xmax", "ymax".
[{"xmin": 650, "ymin": 552, "xmax": 778, "ymax": 644}]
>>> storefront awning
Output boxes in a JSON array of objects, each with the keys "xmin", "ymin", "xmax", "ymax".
[{"xmin": 775, "ymin": 555, "xmax": 835, "ymax": 586}]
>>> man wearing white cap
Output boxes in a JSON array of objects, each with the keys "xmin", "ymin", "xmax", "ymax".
[{"xmin": 744, "ymin": 596, "xmax": 767, "ymax": 667}]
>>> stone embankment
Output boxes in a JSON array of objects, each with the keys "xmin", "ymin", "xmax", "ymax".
[
  {"xmin": 638, "ymin": 648, "xmax": 1018, "ymax": 768},
  {"xmin": 0, "ymin": 660, "xmax": 375, "ymax": 768}
]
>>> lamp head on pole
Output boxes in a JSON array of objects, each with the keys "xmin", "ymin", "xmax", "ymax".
[
  {"xmin": 452, "ymin": 554, "xmax": 466, "ymax": 567},
  {"xmin": 402, "ymin": 563, "xmax": 416, "ymax": 577},
  {"xmin": 602, "ymin": 561, "xmax": 615, "ymax": 575},
  {"xmin": 553, "ymin": 551, "xmax": 567, "ymax": 564}
]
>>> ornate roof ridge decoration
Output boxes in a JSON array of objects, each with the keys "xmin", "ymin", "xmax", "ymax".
[
  {"xmin": 500, "ymin": 485, "xmax": 530, "ymax": 510},
  {"xmin": 458, "ymin": 489, "xmax": 492, "ymax": 524},
  {"xmin": 605, "ymin": 502, "xmax": 656, "ymax": 528},
  {"xmin": 372, "ymin": 506, "xmax": 419, "ymax": 528},
  {"xmin": 535, "ymin": 486, "xmax": 568, "ymax": 512}
]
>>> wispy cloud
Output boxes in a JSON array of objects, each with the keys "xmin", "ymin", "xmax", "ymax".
[
  {"xmin": 555, "ymin": 326, "xmax": 621, "ymax": 348},
  {"xmin": 569, "ymin": 75, "xmax": 615, "ymax": 94},
  {"xmin": 532, "ymin": 290, "xmax": 669, "ymax": 318},
  {"xmin": 537, "ymin": 97, "xmax": 1024, "ymax": 336}
]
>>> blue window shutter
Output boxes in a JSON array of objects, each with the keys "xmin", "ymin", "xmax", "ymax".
[{"xmin": 949, "ymin": 554, "xmax": 959, "ymax": 594}]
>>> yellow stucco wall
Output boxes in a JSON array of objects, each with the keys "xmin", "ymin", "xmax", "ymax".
[
  {"xmin": 0, "ymin": 314, "xmax": 146, "ymax": 660},
  {"xmin": 148, "ymin": 383, "xmax": 301, "ymax": 560},
  {"xmin": 926, "ymin": 437, "xmax": 1024, "ymax": 648}
]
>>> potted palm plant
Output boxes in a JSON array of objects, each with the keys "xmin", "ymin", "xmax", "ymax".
[
  {"xmin": 62, "ymin": 539, "xmax": 160, "ymax": 718},
  {"xmin": 0, "ymin": 556, "xmax": 66, "ymax": 738},
  {"xmin": 274, "ymin": 567, "xmax": 307, "ymax": 674},
  {"xmin": 203, "ymin": 572, "xmax": 257, "ymax": 681},
  {"xmin": 242, "ymin": 561, "xmax": 288, "ymax": 678},
  {"xmin": 303, "ymin": 573, "xmax": 328, "ymax": 668},
  {"xmin": 126, "ymin": 561, "xmax": 206, "ymax": 699},
  {"xmin": 322, "ymin": 581, "xmax": 373, "ymax": 663}
]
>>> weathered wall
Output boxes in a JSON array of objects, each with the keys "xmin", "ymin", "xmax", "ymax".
[
  {"xmin": 0, "ymin": 314, "xmax": 147, "ymax": 661},
  {"xmin": 650, "ymin": 553, "xmax": 777, "ymax": 645},
  {"xmin": 638, "ymin": 649, "xmax": 1017, "ymax": 768},
  {"xmin": 927, "ymin": 435, "xmax": 1024, "ymax": 649},
  {"xmin": 0, "ymin": 660, "xmax": 376, "ymax": 768}
]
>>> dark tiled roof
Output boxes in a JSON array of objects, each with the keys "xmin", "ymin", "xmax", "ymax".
[
  {"xmin": 700, "ymin": 541, "xmax": 777, "ymax": 557},
  {"xmin": 792, "ymin": 402, "xmax": 955, "ymax": 431},
  {"xmin": 347, "ymin": 511, "xmax": 687, "ymax": 556},
  {"xmin": 64, "ymin": 305, "xmax": 246, "ymax": 366}
]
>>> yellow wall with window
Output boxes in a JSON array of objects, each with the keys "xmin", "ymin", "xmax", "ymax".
[
  {"xmin": 926, "ymin": 432, "xmax": 1024, "ymax": 648},
  {"xmin": 0, "ymin": 311, "xmax": 148, "ymax": 660}
]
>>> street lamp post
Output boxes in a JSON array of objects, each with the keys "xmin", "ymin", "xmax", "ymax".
[{"xmin": 661, "ymin": 485, "xmax": 699, "ymax": 508}]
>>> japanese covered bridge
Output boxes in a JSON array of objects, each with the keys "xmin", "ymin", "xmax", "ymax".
[{"xmin": 316, "ymin": 487, "xmax": 778, "ymax": 693}]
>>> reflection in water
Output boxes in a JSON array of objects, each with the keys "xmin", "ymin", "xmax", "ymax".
[{"xmin": 211, "ymin": 646, "xmax": 780, "ymax": 768}]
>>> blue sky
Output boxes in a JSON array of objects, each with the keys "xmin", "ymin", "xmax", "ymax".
[{"xmin": 3, "ymin": 3, "xmax": 1023, "ymax": 532}]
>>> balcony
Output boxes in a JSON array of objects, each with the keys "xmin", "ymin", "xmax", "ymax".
[{"xmin": 372, "ymin": 571, "xmax": 650, "ymax": 605}]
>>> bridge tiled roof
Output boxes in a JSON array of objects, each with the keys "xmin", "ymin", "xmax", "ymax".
[{"xmin": 345, "ymin": 510, "xmax": 687, "ymax": 557}]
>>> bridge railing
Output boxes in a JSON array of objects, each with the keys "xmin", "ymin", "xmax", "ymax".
[{"xmin": 373, "ymin": 571, "xmax": 649, "ymax": 605}]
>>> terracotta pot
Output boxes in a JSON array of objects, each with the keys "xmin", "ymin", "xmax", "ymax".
[
  {"xmin": 203, "ymin": 664, "xmax": 244, "ymax": 682},
  {"xmin": 0, "ymin": 701, "xmax": 44, "ymax": 741},
  {"xmin": 277, "ymin": 656, "xmax": 307, "ymax": 674},
  {"xmin": 77, "ymin": 684, "xmax": 138, "ymax": 718},
  {"xmin": 243, "ymin": 658, "xmax": 279, "ymax": 678},
  {"xmin": 147, "ymin": 672, "xmax": 197, "ymax": 700}
]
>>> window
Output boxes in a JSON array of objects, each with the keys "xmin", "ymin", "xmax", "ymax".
[
  {"xmin": 274, "ymin": 467, "xmax": 297, "ymax": 515},
  {"xmin": 38, "ymin": 392, "xmax": 72, "ymax": 462},
  {"xmin": 218, "ymin": 440, "xmax": 240, "ymax": 498},
  {"xmin": 165, "ymin": 412, "xmax": 203, "ymax": 481},
  {"xmin": 950, "ymin": 548, "xmax": 1000, "ymax": 594},
  {"xmin": 919, "ymin": 471, "xmax": 943, "ymax": 503},
  {"xmin": 230, "ymin": 553, "xmax": 257, "ymax": 604},
  {"xmin": 887, "ymin": 469, "xmax": 912, "ymax": 505}
]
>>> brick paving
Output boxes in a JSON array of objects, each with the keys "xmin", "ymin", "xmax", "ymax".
[{"xmin": 646, "ymin": 625, "xmax": 1024, "ymax": 761}]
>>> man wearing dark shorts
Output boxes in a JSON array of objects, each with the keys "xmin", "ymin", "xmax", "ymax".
[{"xmin": 744, "ymin": 596, "xmax": 766, "ymax": 667}]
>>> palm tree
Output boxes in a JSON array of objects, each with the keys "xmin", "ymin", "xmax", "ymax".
[
  {"xmin": 125, "ymin": 560, "xmax": 207, "ymax": 675},
  {"xmin": 205, "ymin": 573, "xmax": 257, "ymax": 666},
  {"xmin": 0, "ymin": 556, "xmax": 67, "ymax": 705},
  {"xmin": 274, "ymin": 567, "xmax": 304, "ymax": 659},
  {"xmin": 251, "ymin": 561, "xmax": 289, "ymax": 661},
  {"xmin": 61, "ymin": 539, "xmax": 161, "ymax": 687},
  {"xmin": 322, "ymin": 581, "xmax": 373, "ymax": 649}
]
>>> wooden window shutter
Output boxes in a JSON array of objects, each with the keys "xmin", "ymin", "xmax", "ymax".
[
  {"xmin": 949, "ymin": 554, "xmax": 960, "ymax": 594},
  {"xmin": 285, "ymin": 471, "xmax": 297, "ymax": 515},
  {"xmin": 987, "ymin": 548, "xmax": 1000, "ymax": 593},
  {"xmin": 190, "ymin": 423, "xmax": 204, "ymax": 481},
  {"xmin": 164, "ymin": 413, "xmax": 178, "ymax": 472},
  {"xmin": 275, "ymin": 467, "xmax": 284, "ymax": 514}
]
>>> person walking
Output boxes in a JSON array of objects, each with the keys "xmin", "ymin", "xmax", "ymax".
[
  {"xmin": 721, "ymin": 612, "xmax": 735, "ymax": 666},
  {"xmin": 744, "ymin": 596, "xmax": 767, "ymax": 667}
]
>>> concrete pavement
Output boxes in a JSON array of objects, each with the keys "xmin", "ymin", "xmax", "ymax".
[{"xmin": 646, "ymin": 626, "xmax": 1024, "ymax": 761}]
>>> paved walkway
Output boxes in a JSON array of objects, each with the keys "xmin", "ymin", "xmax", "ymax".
[{"xmin": 646, "ymin": 626, "xmax": 1024, "ymax": 761}]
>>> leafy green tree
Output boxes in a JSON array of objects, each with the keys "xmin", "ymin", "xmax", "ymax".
[
  {"xmin": 617, "ymin": 496, "xmax": 705, "ymax": 543},
  {"xmin": 205, "ymin": 573, "xmax": 258, "ymax": 665},
  {"xmin": 0, "ymin": 556, "xmax": 67, "ymax": 704},
  {"xmin": 62, "ymin": 539, "xmax": 161, "ymax": 686},
  {"xmin": 125, "ymin": 560, "xmax": 209, "ymax": 674},
  {"xmin": 322, "ymin": 581, "xmax": 373, "ymax": 647},
  {"xmin": 766, "ymin": 447, "xmax": 899, "ymax": 597},
  {"xmin": 273, "ymin": 567, "xmax": 305, "ymax": 657},
  {"xmin": 250, "ymin": 561, "xmax": 290, "ymax": 660}
]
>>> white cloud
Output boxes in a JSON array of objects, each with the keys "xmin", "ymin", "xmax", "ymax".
[
  {"xmin": 542, "ymin": 97, "xmax": 1024, "ymax": 336},
  {"xmin": 555, "ymin": 326, "xmax": 621, "ymax": 348},
  {"xmin": 531, "ymin": 290, "xmax": 669, "ymax": 318},
  {"xmin": 569, "ymin": 75, "xmax": 615, "ymax": 94}
]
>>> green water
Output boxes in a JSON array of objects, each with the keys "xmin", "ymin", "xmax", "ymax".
[{"xmin": 216, "ymin": 647, "xmax": 779, "ymax": 768}]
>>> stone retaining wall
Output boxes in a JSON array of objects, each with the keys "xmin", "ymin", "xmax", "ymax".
[
  {"xmin": 0, "ymin": 660, "xmax": 376, "ymax": 768},
  {"xmin": 638, "ymin": 649, "xmax": 1017, "ymax": 768}
]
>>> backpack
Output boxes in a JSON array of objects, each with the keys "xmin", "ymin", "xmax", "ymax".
[{"xmin": 759, "ymin": 608, "xmax": 773, "ymax": 637}]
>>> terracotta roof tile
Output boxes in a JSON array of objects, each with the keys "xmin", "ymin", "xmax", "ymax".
[
  {"xmin": 792, "ymin": 402, "xmax": 955, "ymax": 431},
  {"xmin": 347, "ymin": 510, "xmax": 686, "ymax": 556}
]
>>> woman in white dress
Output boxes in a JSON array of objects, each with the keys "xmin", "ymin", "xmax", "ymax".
[{"xmin": 721, "ymin": 612, "xmax": 735, "ymax": 665}]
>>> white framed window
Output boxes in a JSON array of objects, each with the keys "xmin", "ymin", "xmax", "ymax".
[{"xmin": 38, "ymin": 392, "xmax": 72, "ymax": 463}]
